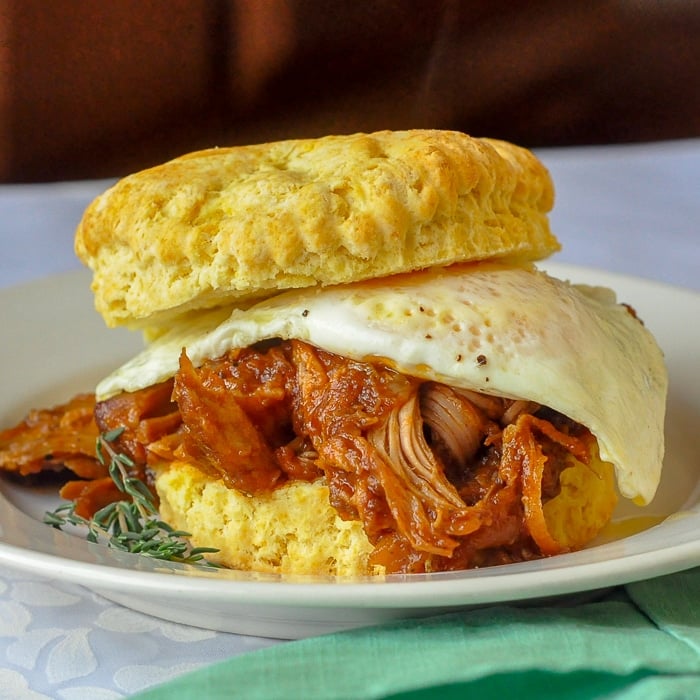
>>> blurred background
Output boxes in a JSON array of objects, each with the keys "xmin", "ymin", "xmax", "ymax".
[{"xmin": 1, "ymin": 0, "xmax": 699, "ymax": 183}]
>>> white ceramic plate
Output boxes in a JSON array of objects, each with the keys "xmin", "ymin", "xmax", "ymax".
[{"xmin": 1, "ymin": 265, "xmax": 698, "ymax": 639}]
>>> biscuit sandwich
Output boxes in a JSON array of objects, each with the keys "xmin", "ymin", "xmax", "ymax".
[{"xmin": 4, "ymin": 130, "xmax": 668, "ymax": 576}]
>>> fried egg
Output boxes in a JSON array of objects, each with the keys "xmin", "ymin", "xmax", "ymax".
[{"xmin": 97, "ymin": 263, "xmax": 667, "ymax": 505}]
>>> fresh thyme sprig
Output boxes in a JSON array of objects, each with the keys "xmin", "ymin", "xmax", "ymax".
[{"xmin": 44, "ymin": 427, "xmax": 219, "ymax": 566}]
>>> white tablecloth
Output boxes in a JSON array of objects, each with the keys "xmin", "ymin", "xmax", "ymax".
[{"xmin": 1, "ymin": 139, "xmax": 698, "ymax": 698}]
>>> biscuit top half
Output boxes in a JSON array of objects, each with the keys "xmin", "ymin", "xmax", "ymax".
[{"xmin": 75, "ymin": 130, "xmax": 559, "ymax": 329}]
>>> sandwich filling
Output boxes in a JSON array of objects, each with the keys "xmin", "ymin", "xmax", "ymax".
[{"xmin": 89, "ymin": 340, "xmax": 615, "ymax": 572}]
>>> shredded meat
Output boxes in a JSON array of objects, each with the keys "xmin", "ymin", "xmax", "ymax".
[
  {"xmin": 510, "ymin": 413, "xmax": 590, "ymax": 555},
  {"xmin": 420, "ymin": 383, "xmax": 496, "ymax": 472},
  {"xmin": 367, "ymin": 391, "xmax": 482, "ymax": 557},
  {"xmin": 289, "ymin": 339, "xmax": 411, "ymax": 538},
  {"xmin": 173, "ymin": 350, "xmax": 284, "ymax": 493},
  {"xmin": 94, "ymin": 379, "xmax": 180, "ymax": 467},
  {"xmin": 0, "ymin": 339, "xmax": 595, "ymax": 574}
]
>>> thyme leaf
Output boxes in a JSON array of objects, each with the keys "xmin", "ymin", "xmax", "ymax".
[{"xmin": 44, "ymin": 428, "xmax": 219, "ymax": 566}]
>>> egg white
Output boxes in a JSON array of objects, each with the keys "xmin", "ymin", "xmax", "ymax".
[{"xmin": 97, "ymin": 263, "xmax": 667, "ymax": 505}]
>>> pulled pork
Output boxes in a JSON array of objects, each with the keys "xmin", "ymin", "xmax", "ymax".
[{"xmin": 0, "ymin": 339, "xmax": 593, "ymax": 573}]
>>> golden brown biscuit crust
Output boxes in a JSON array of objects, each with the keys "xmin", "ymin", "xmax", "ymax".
[{"xmin": 75, "ymin": 130, "xmax": 558, "ymax": 328}]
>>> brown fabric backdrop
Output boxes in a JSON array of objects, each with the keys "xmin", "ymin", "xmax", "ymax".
[{"xmin": 1, "ymin": 0, "xmax": 699, "ymax": 182}]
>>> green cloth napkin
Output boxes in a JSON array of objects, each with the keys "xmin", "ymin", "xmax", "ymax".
[{"xmin": 133, "ymin": 567, "xmax": 700, "ymax": 700}]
